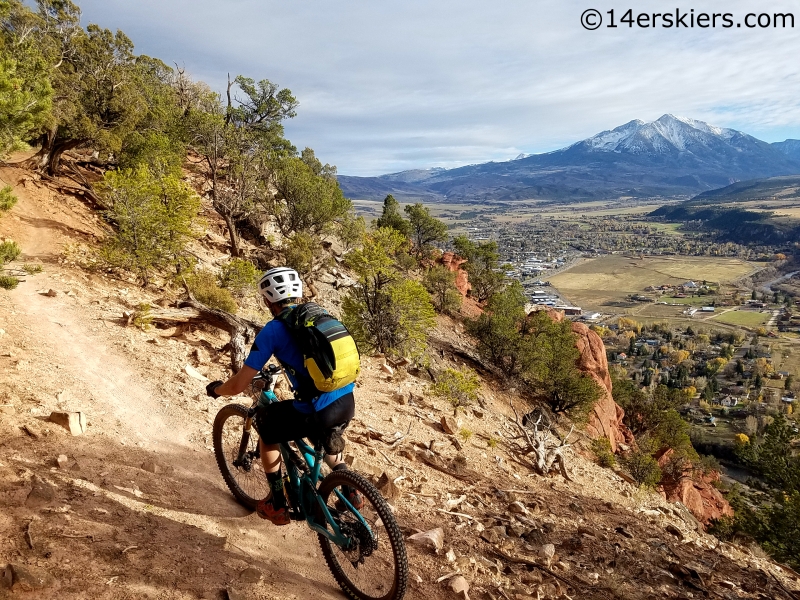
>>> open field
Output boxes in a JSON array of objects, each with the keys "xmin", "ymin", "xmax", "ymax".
[
  {"xmin": 550, "ymin": 255, "xmax": 758, "ymax": 311},
  {"xmin": 712, "ymin": 310, "xmax": 771, "ymax": 327},
  {"xmin": 664, "ymin": 295, "xmax": 718, "ymax": 306},
  {"xmin": 351, "ymin": 198, "xmax": 677, "ymax": 228}
]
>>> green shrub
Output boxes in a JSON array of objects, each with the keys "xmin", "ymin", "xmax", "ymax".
[
  {"xmin": 0, "ymin": 240, "xmax": 21, "ymax": 265},
  {"xmin": 98, "ymin": 166, "xmax": 201, "ymax": 285},
  {"xmin": 132, "ymin": 303, "xmax": 153, "ymax": 330},
  {"xmin": 523, "ymin": 310, "xmax": 604, "ymax": 421},
  {"xmin": 590, "ymin": 437, "xmax": 616, "ymax": 468},
  {"xmin": 424, "ymin": 265, "xmax": 462, "ymax": 315},
  {"xmin": 186, "ymin": 269, "xmax": 238, "ymax": 313},
  {"xmin": 0, "ymin": 186, "xmax": 18, "ymax": 215},
  {"xmin": 487, "ymin": 437, "xmax": 499, "ymax": 449},
  {"xmin": 621, "ymin": 440, "xmax": 662, "ymax": 488},
  {"xmin": 22, "ymin": 263, "xmax": 43, "ymax": 274},
  {"xmin": 218, "ymin": 258, "xmax": 259, "ymax": 296},
  {"xmin": 283, "ymin": 231, "xmax": 316, "ymax": 274},
  {"xmin": 342, "ymin": 228, "xmax": 435, "ymax": 358},
  {"xmin": 0, "ymin": 275, "xmax": 19, "ymax": 290},
  {"xmin": 459, "ymin": 428, "xmax": 474, "ymax": 442},
  {"xmin": 695, "ymin": 454, "xmax": 721, "ymax": 477},
  {"xmin": 431, "ymin": 367, "xmax": 481, "ymax": 410}
]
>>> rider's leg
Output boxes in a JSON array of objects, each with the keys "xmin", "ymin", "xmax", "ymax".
[
  {"xmin": 259, "ymin": 439, "xmax": 287, "ymax": 509},
  {"xmin": 323, "ymin": 452, "xmax": 345, "ymax": 469},
  {"xmin": 260, "ymin": 439, "xmax": 282, "ymax": 473}
]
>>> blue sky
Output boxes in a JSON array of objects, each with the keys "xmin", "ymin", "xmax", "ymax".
[{"xmin": 75, "ymin": 0, "xmax": 800, "ymax": 175}]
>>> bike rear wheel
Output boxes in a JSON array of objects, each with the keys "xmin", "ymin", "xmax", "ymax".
[
  {"xmin": 212, "ymin": 404, "xmax": 269, "ymax": 509},
  {"xmin": 316, "ymin": 470, "xmax": 407, "ymax": 600}
]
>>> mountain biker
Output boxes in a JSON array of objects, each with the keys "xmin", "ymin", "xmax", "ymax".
[{"xmin": 205, "ymin": 266, "xmax": 362, "ymax": 526}]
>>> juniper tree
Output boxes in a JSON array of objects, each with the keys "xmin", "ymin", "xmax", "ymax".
[
  {"xmin": 342, "ymin": 227, "xmax": 435, "ymax": 358},
  {"xmin": 98, "ymin": 165, "xmax": 200, "ymax": 284},
  {"xmin": 404, "ymin": 202, "xmax": 447, "ymax": 258}
]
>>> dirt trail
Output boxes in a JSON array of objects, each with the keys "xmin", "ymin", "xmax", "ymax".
[
  {"xmin": 0, "ymin": 167, "xmax": 360, "ymax": 600},
  {"xmin": 4, "ymin": 166, "xmax": 797, "ymax": 600}
]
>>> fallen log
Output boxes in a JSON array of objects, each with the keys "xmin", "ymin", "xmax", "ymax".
[
  {"xmin": 133, "ymin": 284, "xmax": 263, "ymax": 372},
  {"xmin": 177, "ymin": 286, "xmax": 262, "ymax": 372},
  {"xmin": 136, "ymin": 307, "xmax": 204, "ymax": 324}
]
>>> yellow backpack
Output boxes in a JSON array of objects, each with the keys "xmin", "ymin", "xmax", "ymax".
[{"xmin": 277, "ymin": 302, "xmax": 360, "ymax": 393}]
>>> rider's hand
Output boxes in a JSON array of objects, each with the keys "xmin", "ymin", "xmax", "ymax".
[{"xmin": 206, "ymin": 380, "xmax": 224, "ymax": 398}]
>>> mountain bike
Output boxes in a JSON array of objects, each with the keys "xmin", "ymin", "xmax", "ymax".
[{"xmin": 212, "ymin": 365, "xmax": 408, "ymax": 600}]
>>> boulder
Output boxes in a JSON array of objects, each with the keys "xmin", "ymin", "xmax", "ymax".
[
  {"xmin": 541, "ymin": 309, "xmax": 635, "ymax": 453},
  {"xmin": 441, "ymin": 415, "xmax": 460, "ymax": 435},
  {"xmin": 408, "ymin": 528, "xmax": 444, "ymax": 552},
  {"xmin": 663, "ymin": 478, "xmax": 733, "ymax": 527},
  {"xmin": 238, "ymin": 567, "xmax": 262, "ymax": 583},
  {"xmin": 380, "ymin": 363, "xmax": 394, "ymax": 376},
  {"xmin": 449, "ymin": 575, "xmax": 470, "ymax": 599},
  {"xmin": 376, "ymin": 473, "xmax": 401, "ymax": 501},
  {"xmin": 437, "ymin": 252, "xmax": 471, "ymax": 297},
  {"xmin": 48, "ymin": 411, "xmax": 86, "ymax": 436},
  {"xmin": 141, "ymin": 460, "xmax": 161, "ymax": 474}
]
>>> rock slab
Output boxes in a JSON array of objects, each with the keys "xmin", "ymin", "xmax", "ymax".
[
  {"xmin": 3, "ymin": 564, "xmax": 56, "ymax": 591},
  {"xmin": 48, "ymin": 411, "xmax": 86, "ymax": 436},
  {"xmin": 408, "ymin": 528, "xmax": 444, "ymax": 552}
]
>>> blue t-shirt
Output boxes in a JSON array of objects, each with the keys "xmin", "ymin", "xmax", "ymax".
[{"xmin": 243, "ymin": 313, "xmax": 355, "ymax": 414}]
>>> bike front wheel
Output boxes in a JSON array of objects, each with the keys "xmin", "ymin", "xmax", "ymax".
[
  {"xmin": 316, "ymin": 470, "xmax": 408, "ymax": 600},
  {"xmin": 212, "ymin": 403, "xmax": 270, "ymax": 510}
]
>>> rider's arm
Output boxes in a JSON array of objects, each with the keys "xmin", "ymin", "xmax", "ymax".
[{"xmin": 215, "ymin": 365, "xmax": 259, "ymax": 396}]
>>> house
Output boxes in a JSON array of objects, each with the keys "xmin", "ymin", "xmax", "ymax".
[
  {"xmin": 683, "ymin": 281, "xmax": 699, "ymax": 290},
  {"xmin": 777, "ymin": 371, "xmax": 791, "ymax": 380},
  {"xmin": 701, "ymin": 306, "xmax": 715, "ymax": 312},
  {"xmin": 585, "ymin": 312, "xmax": 602, "ymax": 321},
  {"xmin": 556, "ymin": 306, "xmax": 582, "ymax": 316},
  {"xmin": 720, "ymin": 396, "xmax": 738, "ymax": 407}
]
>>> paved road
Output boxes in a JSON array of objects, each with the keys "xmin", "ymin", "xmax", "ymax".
[{"xmin": 761, "ymin": 270, "xmax": 799, "ymax": 292}]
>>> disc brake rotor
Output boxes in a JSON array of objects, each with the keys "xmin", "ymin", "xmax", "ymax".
[{"xmin": 339, "ymin": 518, "xmax": 378, "ymax": 565}]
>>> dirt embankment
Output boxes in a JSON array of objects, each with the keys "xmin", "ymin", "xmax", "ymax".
[{"xmin": 0, "ymin": 165, "xmax": 798, "ymax": 600}]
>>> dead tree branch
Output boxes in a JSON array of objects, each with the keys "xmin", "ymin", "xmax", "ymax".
[
  {"xmin": 509, "ymin": 402, "xmax": 574, "ymax": 481},
  {"xmin": 176, "ymin": 283, "xmax": 262, "ymax": 372}
]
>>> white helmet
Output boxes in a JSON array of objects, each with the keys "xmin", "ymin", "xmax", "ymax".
[{"xmin": 258, "ymin": 267, "xmax": 303, "ymax": 303}]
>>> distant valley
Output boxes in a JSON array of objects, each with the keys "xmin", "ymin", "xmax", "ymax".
[{"xmin": 339, "ymin": 114, "xmax": 800, "ymax": 203}]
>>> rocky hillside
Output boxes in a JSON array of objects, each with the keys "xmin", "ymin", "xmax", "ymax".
[{"xmin": 1, "ymin": 164, "xmax": 799, "ymax": 600}]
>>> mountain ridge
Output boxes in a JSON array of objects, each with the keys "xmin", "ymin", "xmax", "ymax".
[{"xmin": 338, "ymin": 115, "xmax": 800, "ymax": 202}]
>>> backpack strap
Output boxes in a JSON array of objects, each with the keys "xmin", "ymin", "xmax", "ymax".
[{"xmin": 277, "ymin": 358, "xmax": 319, "ymax": 404}]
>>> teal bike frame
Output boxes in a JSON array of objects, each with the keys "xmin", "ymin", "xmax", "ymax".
[{"xmin": 251, "ymin": 367, "xmax": 371, "ymax": 549}]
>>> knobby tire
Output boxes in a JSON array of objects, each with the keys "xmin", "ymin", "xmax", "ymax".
[
  {"xmin": 316, "ymin": 470, "xmax": 408, "ymax": 600},
  {"xmin": 212, "ymin": 403, "xmax": 269, "ymax": 510}
]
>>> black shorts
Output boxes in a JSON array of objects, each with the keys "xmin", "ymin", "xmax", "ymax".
[{"xmin": 254, "ymin": 392, "xmax": 355, "ymax": 446}]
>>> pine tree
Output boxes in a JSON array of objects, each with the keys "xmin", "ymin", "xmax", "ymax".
[
  {"xmin": 404, "ymin": 203, "xmax": 447, "ymax": 257},
  {"xmin": 375, "ymin": 194, "xmax": 410, "ymax": 237}
]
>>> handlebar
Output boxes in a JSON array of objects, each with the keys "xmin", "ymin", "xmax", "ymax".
[{"xmin": 252, "ymin": 364, "xmax": 284, "ymax": 381}]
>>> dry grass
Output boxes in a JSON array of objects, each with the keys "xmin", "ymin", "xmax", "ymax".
[
  {"xmin": 712, "ymin": 310, "xmax": 771, "ymax": 327},
  {"xmin": 550, "ymin": 255, "xmax": 758, "ymax": 311}
]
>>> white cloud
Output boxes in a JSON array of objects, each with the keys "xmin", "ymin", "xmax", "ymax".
[{"xmin": 77, "ymin": 0, "xmax": 800, "ymax": 175}]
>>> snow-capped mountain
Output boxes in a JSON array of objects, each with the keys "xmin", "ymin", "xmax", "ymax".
[
  {"xmin": 579, "ymin": 115, "xmax": 738, "ymax": 154},
  {"xmin": 338, "ymin": 115, "xmax": 800, "ymax": 202}
]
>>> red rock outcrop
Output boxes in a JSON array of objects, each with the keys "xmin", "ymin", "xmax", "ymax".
[
  {"xmin": 657, "ymin": 449, "xmax": 734, "ymax": 526},
  {"xmin": 437, "ymin": 252, "xmax": 471, "ymax": 297},
  {"xmin": 543, "ymin": 309, "xmax": 635, "ymax": 453}
]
